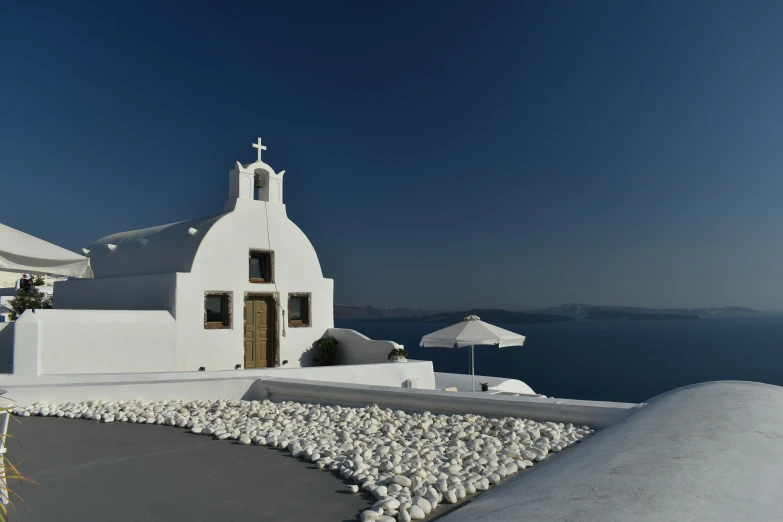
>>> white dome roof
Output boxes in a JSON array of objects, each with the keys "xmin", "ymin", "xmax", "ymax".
[{"xmin": 86, "ymin": 214, "xmax": 227, "ymax": 279}]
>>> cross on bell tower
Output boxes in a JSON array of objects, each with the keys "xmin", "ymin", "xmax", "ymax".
[
  {"xmin": 252, "ymin": 137, "xmax": 267, "ymax": 162},
  {"xmin": 228, "ymin": 137, "xmax": 285, "ymax": 205}
]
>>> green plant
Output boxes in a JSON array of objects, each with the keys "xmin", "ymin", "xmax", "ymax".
[
  {"xmin": 8, "ymin": 287, "xmax": 52, "ymax": 320},
  {"xmin": 32, "ymin": 276, "xmax": 44, "ymax": 286},
  {"xmin": 0, "ymin": 403, "xmax": 38, "ymax": 521},
  {"xmin": 315, "ymin": 336, "xmax": 339, "ymax": 366},
  {"xmin": 388, "ymin": 346, "xmax": 408, "ymax": 360}
]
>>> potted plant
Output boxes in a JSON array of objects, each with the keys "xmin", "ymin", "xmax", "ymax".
[
  {"xmin": 387, "ymin": 346, "xmax": 408, "ymax": 363},
  {"xmin": 314, "ymin": 336, "xmax": 339, "ymax": 366}
]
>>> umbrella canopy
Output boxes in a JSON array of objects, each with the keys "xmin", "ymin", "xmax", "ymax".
[
  {"xmin": 420, "ymin": 315, "xmax": 526, "ymax": 349},
  {"xmin": 420, "ymin": 315, "xmax": 526, "ymax": 393},
  {"xmin": 0, "ymin": 223, "xmax": 93, "ymax": 278}
]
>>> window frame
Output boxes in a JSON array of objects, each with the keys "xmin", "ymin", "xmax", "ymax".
[
  {"xmin": 249, "ymin": 250, "xmax": 274, "ymax": 284},
  {"xmin": 204, "ymin": 292, "xmax": 232, "ymax": 329},
  {"xmin": 288, "ymin": 293, "xmax": 311, "ymax": 327}
]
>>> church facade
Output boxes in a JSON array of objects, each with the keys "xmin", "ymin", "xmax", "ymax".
[{"xmin": 54, "ymin": 139, "xmax": 334, "ymax": 372}]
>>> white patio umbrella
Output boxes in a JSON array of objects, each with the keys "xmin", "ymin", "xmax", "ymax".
[
  {"xmin": 420, "ymin": 315, "xmax": 526, "ymax": 393},
  {"xmin": 0, "ymin": 222, "xmax": 93, "ymax": 278}
]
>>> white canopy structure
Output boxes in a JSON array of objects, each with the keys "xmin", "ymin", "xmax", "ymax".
[
  {"xmin": 420, "ymin": 315, "xmax": 526, "ymax": 393},
  {"xmin": 0, "ymin": 223, "xmax": 93, "ymax": 279}
]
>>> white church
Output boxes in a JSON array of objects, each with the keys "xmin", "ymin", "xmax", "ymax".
[{"xmin": 54, "ymin": 138, "xmax": 332, "ymax": 372}]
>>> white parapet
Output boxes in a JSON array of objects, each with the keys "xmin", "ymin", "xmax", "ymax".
[
  {"xmin": 247, "ymin": 377, "xmax": 639, "ymax": 429},
  {"xmin": 0, "ymin": 361, "xmax": 437, "ymax": 405}
]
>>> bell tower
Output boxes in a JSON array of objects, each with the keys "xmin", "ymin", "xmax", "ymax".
[{"xmin": 228, "ymin": 137, "xmax": 285, "ymax": 203}]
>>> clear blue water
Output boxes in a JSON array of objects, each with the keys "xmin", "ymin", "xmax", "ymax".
[{"xmin": 336, "ymin": 315, "xmax": 783, "ymax": 403}]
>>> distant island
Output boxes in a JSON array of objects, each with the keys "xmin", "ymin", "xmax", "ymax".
[
  {"xmin": 586, "ymin": 310, "xmax": 699, "ymax": 321},
  {"xmin": 523, "ymin": 304, "xmax": 759, "ymax": 320},
  {"xmin": 337, "ymin": 307, "xmax": 574, "ymax": 324},
  {"xmin": 334, "ymin": 303, "xmax": 760, "ymax": 322},
  {"xmin": 334, "ymin": 303, "xmax": 435, "ymax": 320}
]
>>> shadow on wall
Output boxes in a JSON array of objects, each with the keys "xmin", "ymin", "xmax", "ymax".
[
  {"xmin": 0, "ymin": 323, "xmax": 13, "ymax": 374},
  {"xmin": 297, "ymin": 338, "xmax": 321, "ymax": 367}
]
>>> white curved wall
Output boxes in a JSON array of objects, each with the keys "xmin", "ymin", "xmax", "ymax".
[
  {"xmin": 328, "ymin": 328, "xmax": 402, "ymax": 365},
  {"xmin": 84, "ymin": 214, "xmax": 226, "ymax": 279}
]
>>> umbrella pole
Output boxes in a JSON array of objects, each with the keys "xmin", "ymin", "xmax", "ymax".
[
  {"xmin": 468, "ymin": 347, "xmax": 472, "ymax": 388},
  {"xmin": 471, "ymin": 345, "xmax": 475, "ymax": 394}
]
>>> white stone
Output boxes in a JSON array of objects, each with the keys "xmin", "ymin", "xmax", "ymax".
[
  {"xmin": 424, "ymin": 489, "xmax": 440, "ymax": 508},
  {"xmin": 360, "ymin": 510, "xmax": 379, "ymax": 522},
  {"xmin": 413, "ymin": 496, "xmax": 432, "ymax": 515},
  {"xmin": 409, "ymin": 505, "xmax": 426, "ymax": 520},
  {"xmin": 393, "ymin": 475, "xmax": 412, "ymax": 487},
  {"xmin": 380, "ymin": 499, "xmax": 400, "ymax": 511}
]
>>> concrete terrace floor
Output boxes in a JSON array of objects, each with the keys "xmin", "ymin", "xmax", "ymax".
[{"xmin": 5, "ymin": 416, "xmax": 389, "ymax": 522}]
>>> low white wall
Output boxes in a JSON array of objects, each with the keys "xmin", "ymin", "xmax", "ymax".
[
  {"xmin": 264, "ymin": 360, "xmax": 435, "ymax": 389},
  {"xmin": 0, "ymin": 361, "xmax": 436, "ymax": 404},
  {"xmin": 249, "ymin": 378, "xmax": 640, "ymax": 429},
  {"xmin": 0, "ymin": 377, "xmax": 261, "ymax": 405},
  {"xmin": 435, "ymin": 372, "xmax": 537, "ymax": 395},
  {"xmin": 328, "ymin": 327, "xmax": 402, "ymax": 365},
  {"xmin": 11, "ymin": 309, "xmax": 178, "ymax": 378}
]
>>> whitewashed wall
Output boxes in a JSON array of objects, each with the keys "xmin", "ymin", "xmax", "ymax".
[
  {"xmin": 7, "ymin": 310, "xmax": 177, "ymax": 377},
  {"xmin": 55, "ymin": 273, "xmax": 177, "ymax": 313}
]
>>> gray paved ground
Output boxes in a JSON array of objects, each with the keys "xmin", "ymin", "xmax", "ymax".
[{"xmin": 5, "ymin": 416, "xmax": 377, "ymax": 522}]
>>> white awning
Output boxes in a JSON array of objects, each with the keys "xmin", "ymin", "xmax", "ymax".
[
  {"xmin": 0, "ymin": 223, "xmax": 93, "ymax": 278},
  {"xmin": 420, "ymin": 315, "xmax": 526, "ymax": 348}
]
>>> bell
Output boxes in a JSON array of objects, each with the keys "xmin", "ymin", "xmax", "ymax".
[{"xmin": 254, "ymin": 174, "xmax": 263, "ymax": 189}]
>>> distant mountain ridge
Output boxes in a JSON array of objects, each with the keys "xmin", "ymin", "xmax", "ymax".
[
  {"xmin": 333, "ymin": 303, "xmax": 435, "ymax": 319},
  {"xmin": 586, "ymin": 310, "xmax": 699, "ymax": 321},
  {"xmin": 357, "ymin": 308, "xmax": 574, "ymax": 324},
  {"xmin": 334, "ymin": 303, "xmax": 760, "ymax": 321},
  {"xmin": 524, "ymin": 304, "xmax": 760, "ymax": 319}
]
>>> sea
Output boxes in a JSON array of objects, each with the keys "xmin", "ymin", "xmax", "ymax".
[{"xmin": 335, "ymin": 315, "xmax": 783, "ymax": 404}]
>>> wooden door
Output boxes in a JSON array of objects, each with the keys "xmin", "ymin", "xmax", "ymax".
[{"xmin": 244, "ymin": 296, "xmax": 275, "ymax": 368}]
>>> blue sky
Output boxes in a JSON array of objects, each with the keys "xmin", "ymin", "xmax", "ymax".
[{"xmin": 2, "ymin": 1, "xmax": 782, "ymax": 311}]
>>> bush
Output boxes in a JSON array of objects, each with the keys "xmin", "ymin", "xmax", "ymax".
[
  {"xmin": 8, "ymin": 287, "xmax": 52, "ymax": 320},
  {"xmin": 33, "ymin": 276, "xmax": 44, "ymax": 286},
  {"xmin": 388, "ymin": 346, "xmax": 408, "ymax": 360},
  {"xmin": 315, "ymin": 336, "xmax": 339, "ymax": 366}
]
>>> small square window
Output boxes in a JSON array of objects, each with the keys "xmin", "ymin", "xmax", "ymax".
[
  {"xmin": 205, "ymin": 293, "xmax": 230, "ymax": 329},
  {"xmin": 288, "ymin": 294, "xmax": 310, "ymax": 327},
  {"xmin": 250, "ymin": 251, "xmax": 273, "ymax": 283}
]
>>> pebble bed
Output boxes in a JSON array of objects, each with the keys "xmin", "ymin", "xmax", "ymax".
[{"xmin": 13, "ymin": 400, "xmax": 593, "ymax": 521}]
